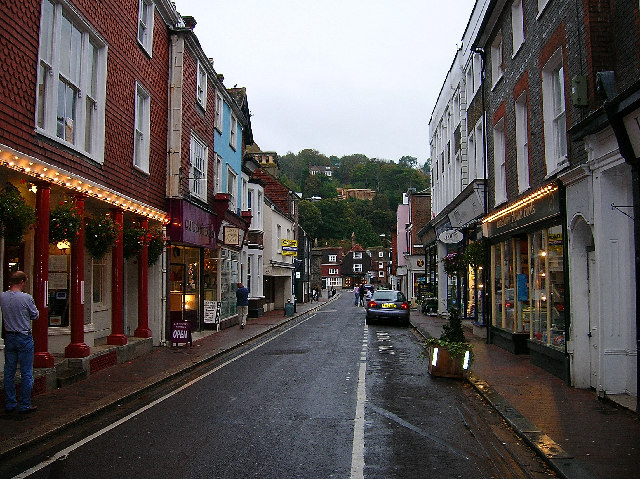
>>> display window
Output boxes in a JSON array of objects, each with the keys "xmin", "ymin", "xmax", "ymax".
[
  {"xmin": 220, "ymin": 248, "xmax": 239, "ymax": 319},
  {"xmin": 490, "ymin": 225, "xmax": 565, "ymax": 349},
  {"xmin": 169, "ymin": 246, "xmax": 201, "ymax": 330}
]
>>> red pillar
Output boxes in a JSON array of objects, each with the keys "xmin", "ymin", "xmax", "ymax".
[
  {"xmin": 107, "ymin": 208, "xmax": 127, "ymax": 345},
  {"xmin": 134, "ymin": 218, "xmax": 151, "ymax": 338},
  {"xmin": 33, "ymin": 183, "xmax": 54, "ymax": 368},
  {"xmin": 65, "ymin": 194, "xmax": 89, "ymax": 358}
]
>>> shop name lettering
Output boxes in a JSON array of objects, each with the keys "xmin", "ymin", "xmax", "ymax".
[
  {"xmin": 496, "ymin": 203, "xmax": 536, "ymax": 228},
  {"xmin": 184, "ymin": 220, "xmax": 214, "ymax": 237}
]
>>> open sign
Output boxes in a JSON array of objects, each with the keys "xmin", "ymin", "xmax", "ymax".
[{"xmin": 171, "ymin": 321, "xmax": 192, "ymax": 346}]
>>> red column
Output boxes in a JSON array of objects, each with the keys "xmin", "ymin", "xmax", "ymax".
[
  {"xmin": 33, "ymin": 183, "xmax": 54, "ymax": 368},
  {"xmin": 134, "ymin": 218, "xmax": 151, "ymax": 338},
  {"xmin": 65, "ymin": 194, "xmax": 89, "ymax": 358},
  {"xmin": 107, "ymin": 208, "xmax": 127, "ymax": 345}
]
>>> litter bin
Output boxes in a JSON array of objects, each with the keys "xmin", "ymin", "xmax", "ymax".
[{"xmin": 284, "ymin": 301, "xmax": 295, "ymax": 316}]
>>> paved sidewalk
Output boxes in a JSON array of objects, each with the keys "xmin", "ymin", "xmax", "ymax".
[
  {"xmin": 411, "ymin": 311, "xmax": 640, "ymax": 479},
  {"xmin": 0, "ymin": 296, "xmax": 334, "ymax": 462}
]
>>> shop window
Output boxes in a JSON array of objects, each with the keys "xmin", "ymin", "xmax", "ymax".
[
  {"xmin": 531, "ymin": 227, "xmax": 565, "ymax": 348},
  {"xmin": 491, "ymin": 226, "xmax": 565, "ymax": 349},
  {"xmin": 92, "ymin": 256, "xmax": 107, "ymax": 306}
]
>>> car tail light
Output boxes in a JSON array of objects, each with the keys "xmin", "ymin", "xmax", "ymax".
[
  {"xmin": 368, "ymin": 301, "xmax": 376, "ymax": 308},
  {"xmin": 400, "ymin": 302, "xmax": 409, "ymax": 310}
]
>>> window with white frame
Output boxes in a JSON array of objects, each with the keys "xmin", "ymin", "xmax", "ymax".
[
  {"xmin": 542, "ymin": 49, "xmax": 567, "ymax": 173},
  {"xmin": 491, "ymin": 32, "xmax": 504, "ymax": 87},
  {"xmin": 468, "ymin": 130, "xmax": 477, "ymax": 179},
  {"xmin": 242, "ymin": 178, "xmax": 248, "ymax": 211},
  {"xmin": 214, "ymin": 154, "xmax": 223, "ymax": 193},
  {"xmin": 256, "ymin": 191, "xmax": 263, "ymax": 229},
  {"xmin": 196, "ymin": 61, "xmax": 207, "ymax": 109},
  {"xmin": 329, "ymin": 254, "xmax": 337, "ymax": 262},
  {"xmin": 229, "ymin": 114, "xmax": 238, "ymax": 150},
  {"xmin": 378, "ymin": 251, "xmax": 384, "ymax": 258},
  {"xmin": 189, "ymin": 133, "xmax": 207, "ymax": 200},
  {"xmin": 353, "ymin": 252, "xmax": 363, "ymax": 259},
  {"xmin": 277, "ymin": 224, "xmax": 282, "ymax": 251},
  {"xmin": 515, "ymin": 92, "xmax": 530, "ymax": 192},
  {"xmin": 327, "ymin": 277, "xmax": 342, "ymax": 287},
  {"xmin": 353, "ymin": 264, "xmax": 363, "ymax": 273},
  {"xmin": 36, "ymin": 0, "xmax": 107, "ymax": 162},
  {"xmin": 512, "ymin": 0, "xmax": 525, "ymax": 55},
  {"xmin": 133, "ymin": 82, "xmax": 150, "ymax": 173},
  {"xmin": 227, "ymin": 166, "xmax": 238, "ymax": 212},
  {"xmin": 137, "ymin": 0, "xmax": 154, "ymax": 55},
  {"xmin": 329, "ymin": 268, "xmax": 339, "ymax": 275},
  {"xmin": 378, "ymin": 271, "xmax": 385, "ymax": 278},
  {"xmin": 465, "ymin": 64, "xmax": 474, "ymax": 104},
  {"xmin": 493, "ymin": 118, "xmax": 507, "ymax": 205},
  {"xmin": 473, "ymin": 53, "xmax": 482, "ymax": 92},
  {"xmin": 379, "ymin": 262, "xmax": 384, "ymax": 269},
  {"xmin": 215, "ymin": 92, "xmax": 224, "ymax": 132},
  {"xmin": 475, "ymin": 119, "xmax": 485, "ymax": 179}
]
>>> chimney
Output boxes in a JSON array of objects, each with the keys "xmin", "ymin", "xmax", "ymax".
[{"xmin": 351, "ymin": 232, "xmax": 356, "ymax": 249}]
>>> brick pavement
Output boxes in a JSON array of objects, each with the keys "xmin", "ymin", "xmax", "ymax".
[{"xmin": 411, "ymin": 311, "xmax": 640, "ymax": 479}]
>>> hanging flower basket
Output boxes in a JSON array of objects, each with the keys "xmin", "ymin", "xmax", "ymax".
[
  {"xmin": 442, "ymin": 252, "xmax": 463, "ymax": 276},
  {"xmin": 462, "ymin": 240, "xmax": 487, "ymax": 271},
  {"xmin": 84, "ymin": 214, "xmax": 119, "ymax": 259},
  {"xmin": 146, "ymin": 229, "xmax": 165, "ymax": 266},
  {"xmin": 123, "ymin": 221, "xmax": 146, "ymax": 259},
  {"xmin": 0, "ymin": 183, "xmax": 36, "ymax": 244},
  {"xmin": 49, "ymin": 201, "xmax": 82, "ymax": 244}
]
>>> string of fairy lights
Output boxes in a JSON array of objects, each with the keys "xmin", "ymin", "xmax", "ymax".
[{"xmin": 0, "ymin": 144, "xmax": 169, "ymax": 224}]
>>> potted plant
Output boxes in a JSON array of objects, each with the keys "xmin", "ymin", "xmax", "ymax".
[
  {"xmin": 442, "ymin": 252, "xmax": 463, "ymax": 276},
  {"xmin": 84, "ymin": 214, "xmax": 119, "ymax": 259},
  {"xmin": 146, "ymin": 228, "xmax": 165, "ymax": 266},
  {"xmin": 0, "ymin": 183, "xmax": 36, "ymax": 244},
  {"xmin": 424, "ymin": 308, "xmax": 472, "ymax": 379},
  {"xmin": 123, "ymin": 220, "xmax": 146, "ymax": 259},
  {"xmin": 49, "ymin": 201, "xmax": 82, "ymax": 245}
]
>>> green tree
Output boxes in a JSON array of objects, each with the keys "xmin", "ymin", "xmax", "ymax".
[
  {"xmin": 398, "ymin": 155, "xmax": 418, "ymax": 168},
  {"xmin": 298, "ymin": 200, "xmax": 322, "ymax": 239}
]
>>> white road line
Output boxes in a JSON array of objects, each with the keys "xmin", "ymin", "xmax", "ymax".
[
  {"xmin": 13, "ymin": 314, "xmax": 317, "ymax": 479},
  {"xmin": 350, "ymin": 327, "xmax": 367, "ymax": 479}
]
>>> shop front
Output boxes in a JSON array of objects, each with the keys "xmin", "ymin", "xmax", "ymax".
[
  {"xmin": 167, "ymin": 199, "xmax": 217, "ymax": 335},
  {"xmin": 483, "ymin": 182, "xmax": 568, "ymax": 380}
]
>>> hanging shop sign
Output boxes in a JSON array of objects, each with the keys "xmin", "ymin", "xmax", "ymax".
[
  {"xmin": 483, "ymin": 183, "xmax": 560, "ymax": 238},
  {"xmin": 224, "ymin": 226, "xmax": 240, "ymax": 246},
  {"xmin": 438, "ymin": 229, "xmax": 463, "ymax": 244},
  {"xmin": 281, "ymin": 239, "xmax": 298, "ymax": 256}
]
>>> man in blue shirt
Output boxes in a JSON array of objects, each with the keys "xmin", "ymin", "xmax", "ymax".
[
  {"xmin": 236, "ymin": 282, "xmax": 249, "ymax": 329},
  {"xmin": 1, "ymin": 271, "xmax": 39, "ymax": 414}
]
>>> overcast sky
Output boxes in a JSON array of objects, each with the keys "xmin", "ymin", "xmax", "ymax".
[{"xmin": 174, "ymin": 0, "xmax": 477, "ymax": 166}]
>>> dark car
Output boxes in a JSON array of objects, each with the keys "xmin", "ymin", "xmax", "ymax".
[{"xmin": 365, "ymin": 289, "xmax": 410, "ymax": 325}]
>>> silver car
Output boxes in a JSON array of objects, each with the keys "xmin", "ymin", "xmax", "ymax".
[{"xmin": 365, "ymin": 290, "xmax": 410, "ymax": 326}]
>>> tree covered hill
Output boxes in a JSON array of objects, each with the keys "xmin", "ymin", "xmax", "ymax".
[{"xmin": 276, "ymin": 149, "xmax": 430, "ymax": 247}]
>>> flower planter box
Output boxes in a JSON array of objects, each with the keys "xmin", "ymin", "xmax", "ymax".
[{"xmin": 427, "ymin": 343, "xmax": 470, "ymax": 379}]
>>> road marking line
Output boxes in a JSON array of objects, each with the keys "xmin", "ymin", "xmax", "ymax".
[
  {"xmin": 13, "ymin": 314, "xmax": 317, "ymax": 479},
  {"xmin": 350, "ymin": 328, "xmax": 367, "ymax": 479}
]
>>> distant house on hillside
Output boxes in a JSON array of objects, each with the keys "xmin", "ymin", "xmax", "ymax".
[
  {"xmin": 337, "ymin": 188, "xmax": 376, "ymax": 200},
  {"xmin": 341, "ymin": 244, "xmax": 372, "ymax": 289},
  {"xmin": 309, "ymin": 165, "xmax": 333, "ymax": 177}
]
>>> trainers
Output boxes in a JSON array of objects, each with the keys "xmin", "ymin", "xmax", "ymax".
[{"xmin": 18, "ymin": 406, "xmax": 38, "ymax": 414}]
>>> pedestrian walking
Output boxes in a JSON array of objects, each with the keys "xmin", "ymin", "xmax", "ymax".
[
  {"xmin": 359, "ymin": 284, "xmax": 366, "ymax": 307},
  {"xmin": 236, "ymin": 282, "xmax": 249, "ymax": 329},
  {"xmin": 1, "ymin": 271, "xmax": 39, "ymax": 414},
  {"xmin": 353, "ymin": 285, "xmax": 359, "ymax": 306}
]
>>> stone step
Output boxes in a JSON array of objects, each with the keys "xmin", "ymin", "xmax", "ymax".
[{"xmin": 56, "ymin": 368, "xmax": 88, "ymax": 388}]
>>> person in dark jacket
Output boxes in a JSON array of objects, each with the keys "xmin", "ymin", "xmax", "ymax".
[{"xmin": 236, "ymin": 283, "xmax": 249, "ymax": 329}]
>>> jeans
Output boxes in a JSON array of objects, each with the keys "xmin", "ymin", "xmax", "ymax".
[{"xmin": 4, "ymin": 333, "xmax": 34, "ymax": 411}]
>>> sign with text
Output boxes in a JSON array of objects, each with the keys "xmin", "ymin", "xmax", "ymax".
[
  {"xmin": 281, "ymin": 239, "xmax": 298, "ymax": 256},
  {"xmin": 438, "ymin": 229, "xmax": 463, "ymax": 244},
  {"xmin": 224, "ymin": 226, "xmax": 240, "ymax": 246},
  {"xmin": 171, "ymin": 321, "xmax": 192, "ymax": 346}
]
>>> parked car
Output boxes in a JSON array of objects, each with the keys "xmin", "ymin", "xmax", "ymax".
[{"xmin": 365, "ymin": 289, "xmax": 410, "ymax": 326}]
